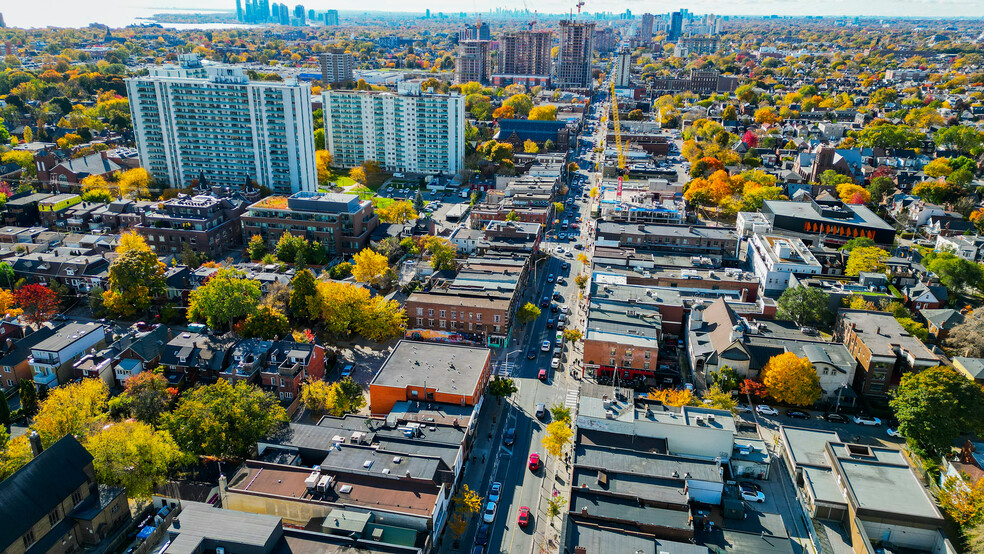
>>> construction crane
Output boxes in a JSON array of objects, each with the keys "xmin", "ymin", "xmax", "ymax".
[
  {"xmin": 528, "ymin": 10, "xmax": 538, "ymax": 31},
  {"xmin": 576, "ymin": 0, "xmax": 585, "ymax": 14},
  {"xmin": 610, "ymin": 78, "xmax": 626, "ymax": 200}
]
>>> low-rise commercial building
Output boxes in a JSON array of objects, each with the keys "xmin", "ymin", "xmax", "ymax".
[
  {"xmin": 761, "ymin": 198, "xmax": 896, "ymax": 247},
  {"xmin": 748, "ymin": 234, "xmax": 823, "ymax": 295}
]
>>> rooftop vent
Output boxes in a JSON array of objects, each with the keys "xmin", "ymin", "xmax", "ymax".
[{"xmin": 338, "ymin": 484, "xmax": 353, "ymax": 494}]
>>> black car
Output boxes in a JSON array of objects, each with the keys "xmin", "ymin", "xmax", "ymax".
[
  {"xmin": 823, "ymin": 412, "xmax": 848, "ymax": 423},
  {"xmin": 738, "ymin": 481, "xmax": 762, "ymax": 493},
  {"xmin": 503, "ymin": 428, "xmax": 516, "ymax": 446},
  {"xmin": 552, "ymin": 292, "xmax": 563, "ymax": 302},
  {"xmin": 551, "ymin": 304, "xmax": 559, "ymax": 313},
  {"xmin": 475, "ymin": 523, "xmax": 490, "ymax": 546},
  {"xmin": 540, "ymin": 297, "xmax": 550, "ymax": 308},
  {"xmin": 527, "ymin": 349, "xmax": 537, "ymax": 360},
  {"xmin": 786, "ymin": 410, "xmax": 810, "ymax": 420},
  {"xmin": 546, "ymin": 318, "xmax": 554, "ymax": 329}
]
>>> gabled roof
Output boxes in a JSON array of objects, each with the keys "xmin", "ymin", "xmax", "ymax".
[
  {"xmin": 920, "ymin": 308, "xmax": 964, "ymax": 331},
  {"xmin": 0, "ymin": 435, "xmax": 93, "ymax": 549}
]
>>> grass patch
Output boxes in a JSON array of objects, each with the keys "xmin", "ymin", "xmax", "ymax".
[
  {"xmin": 888, "ymin": 285, "xmax": 902, "ymax": 298},
  {"xmin": 372, "ymin": 197, "xmax": 396, "ymax": 210}
]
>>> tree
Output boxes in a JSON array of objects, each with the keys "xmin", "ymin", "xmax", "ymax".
[
  {"xmin": 300, "ymin": 378, "xmax": 364, "ymax": 416},
  {"xmin": 937, "ymin": 472, "xmax": 984, "ymax": 528},
  {"xmin": 516, "ymin": 302, "xmax": 541, "ymax": 324},
  {"xmin": 275, "ymin": 232, "xmax": 307, "ymax": 263},
  {"xmin": 350, "ymin": 166, "xmax": 367, "ymax": 184},
  {"xmin": 710, "ymin": 365, "xmax": 741, "ymax": 392},
  {"xmin": 22, "ymin": 126, "xmax": 32, "ymax": 144},
  {"xmin": 543, "ymin": 139, "xmax": 555, "ymax": 151},
  {"xmin": 449, "ymin": 484, "xmax": 483, "ymax": 537},
  {"xmin": 116, "ymin": 168, "xmax": 153, "ymax": 199},
  {"xmin": 0, "ymin": 262, "xmax": 14, "ymax": 289},
  {"xmin": 290, "ymin": 269, "xmax": 317, "ymax": 321},
  {"xmin": 949, "ymin": 309, "xmax": 984, "ymax": 358},
  {"xmin": 488, "ymin": 377, "xmax": 518, "ymax": 405},
  {"xmin": 0, "ymin": 392, "xmax": 9, "ymax": 426},
  {"xmin": 19, "ymin": 379, "xmax": 37, "ymax": 416},
  {"xmin": 503, "ymin": 93, "xmax": 533, "ymax": 117},
  {"xmin": 187, "ymin": 268, "xmax": 262, "ymax": 331},
  {"xmin": 542, "ymin": 420, "xmax": 572, "ymax": 457},
  {"xmin": 422, "ymin": 237, "xmax": 457, "ymax": 271},
  {"xmin": 352, "ymin": 248, "xmax": 390, "ymax": 287},
  {"xmin": 528, "ymin": 105, "xmax": 558, "ymax": 121},
  {"xmin": 85, "ymin": 421, "xmax": 187, "ymax": 498},
  {"xmin": 492, "ymin": 105, "xmax": 515, "ymax": 119},
  {"xmin": 553, "ymin": 202, "xmax": 564, "ymax": 215},
  {"xmin": 550, "ymin": 404, "xmax": 572, "ymax": 424},
  {"xmin": 315, "ymin": 150, "xmax": 333, "ymax": 185},
  {"xmin": 574, "ymin": 274, "xmax": 588, "ymax": 289},
  {"xmin": 376, "ymin": 200, "xmax": 417, "ymax": 223},
  {"xmin": 165, "ymin": 380, "xmax": 287, "ymax": 459},
  {"xmin": 648, "ymin": 388, "xmax": 697, "ymax": 407},
  {"xmin": 0, "ymin": 289, "xmax": 22, "ymax": 318},
  {"xmin": 891, "ymin": 365, "xmax": 984, "ymax": 457},
  {"xmin": 754, "ymin": 107, "xmax": 781, "ymax": 125},
  {"xmin": 924, "ymin": 251, "xmax": 984, "ymax": 293},
  {"xmin": 239, "ymin": 306, "xmax": 290, "ymax": 339},
  {"xmin": 102, "ymin": 232, "xmax": 166, "ymax": 318},
  {"xmin": 14, "ymin": 284, "xmax": 60, "ymax": 325},
  {"xmin": 839, "ymin": 237, "xmax": 876, "ymax": 252},
  {"xmin": 354, "ymin": 295, "xmax": 407, "ymax": 342},
  {"xmin": 836, "ymin": 183, "xmax": 871, "ymax": 204},
  {"xmin": 562, "ymin": 328, "xmax": 583, "ymax": 343},
  {"xmin": 308, "ymin": 280, "xmax": 405, "ymax": 341},
  {"xmin": 913, "ymin": 180, "xmax": 954, "ymax": 204},
  {"xmin": 867, "ymin": 176, "xmax": 895, "ymax": 205},
  {"xmin": 845, "ymin": 246, "xmax": 889, "ymax": 276},
  {"xmin": 247, "ymin": 235, "xmax": 267, "ymax": 260},
  {"xmin": 523, "ymin": 139, "xmax": 540, "ymax": 153},
  {"xmin": 314, "ymin": 129, "xmax": 325, "ymax": 151},
  {"xmin": 776, "ymin": 286, "xmax": 829, "ymax": 327},
  {"xmin": 702, "ymin": 383, "xmax": 737, "ymax": 412},
  {"xmin": 505, "ymin": 210, "xmax": 519, "ymax": 221},
  {"xmin": 546, "ymin": 497, "xmax": 567, "ymax": 520},
  {"xmin": 761, "ymin": 352, "xmax": 821, "ymax": 406},
  {"xmin": 0, "ymin": 434, "xmax": 32, "ymax": 481},
  {"xmin": 413, "ymin": 190, "xmax": 425, "ymax": 213},
  {"xmin": 853, "ymin": 123, "xmax": 925, "ymax": 149},
  {"xmin": 124, "ymin": 372, "xmax": 174, "ymax": 426},
  {"xmin": 33, "ymin": 379, "xmax": 109, "ymax": 447},
  {"xmin": 897, "ymin": 317, "xmax": 929, "ymax": 342},
  {"xmin": 924, "ymin": 158, "xmax": 954, "ymax": 178}
]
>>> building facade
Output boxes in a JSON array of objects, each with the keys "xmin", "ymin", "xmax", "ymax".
[
  {"xmin": 555, "ymin": 20, "xmax": 596, "ymax": 89},
  {"xmin": 136, "ymin": 194, "xmax": 247, "ymax": 259},
  {"xmin": 126, "ymin": 55, "xmax": 317, "ymax": 195},
  {"xmin": 455, "ymin": 39, "xmax": 493, "ymax": 84},
  {"xmin": 323, "ymin": 83, "xmax": 465, "ymax": 175},
  {"xmin": 242, "ymin": 192, "xmax": 378, "ymax": 257},
  {"xmin": 495, "ymin": 30, "xmax": 552, "ymax": 84},
  {"xmin": 318, "ymin": 51, "xmax": 354, "ymax": 84},
  {"xmin": 613, "ymin": 48, "xmax": 631, "ymax": 87}
]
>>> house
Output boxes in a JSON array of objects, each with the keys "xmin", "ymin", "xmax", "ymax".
[
  {"xmin": 157, "ymin": 331, "xmax": 237, "ymax": 387},
  {"xmin": 921, "ymin": 308, "xmax": 964, "ymax": 343},
  {"xmin": 0, "ymin": 434, "xmax": 132, "ymax": 554},
  {"xmin": 936, "ymin": 234, "xmax": 984, "ymax": 262},
  {"xmin": 30, "ymin": 322, "xmax": 107, "ymax": 390},
  {"xmin": 0, "ymin": 326, "xmax": 55, "ymax": 391},
  {"xmin": 35, "ymin": 151, "xmax": 123, "ymax": 192},
  {"xmin": 218, "ymin": 338, "xmax": 325, "ymax": 401},
  {"xmin": 903, "ymin": 281, "xmax": 948, "ymax": 310},
  {"xmin": 73, "ymin": 324, "xmax": 171, "ymax": 388},
  {"xmin": 835, "ymin": 310, "xmax": 940, "ymax": 398},
  {"xmin": 953, "ymin": 357, "xmax": 984, "ymax": 384},
  {"xmin": 369, "ymin": 341, "xmax": 491, "ymax": 416}
]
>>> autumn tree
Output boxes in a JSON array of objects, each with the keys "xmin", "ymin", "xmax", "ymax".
[
  {"xmin": 648, "ymin": 387, "xmax": 697, "ymax": 407},
  {"xmin": 836, "ymin": 183, "xmax": 871, "ymax": 205},
  {"xmin": 81, "ymin": 174, "xmax": 117, "ymax": 202},
  {"xmin": 14, "ymin": 284, "xmax": 60, "ymax": 325},
  {"xmin": 891, "ymin": 365, "xmax": 984, "ymax": 457},
  {"xmin": 289, "ymin": 269, "xmax": 317, "ymax": 321},
  {"xmin": 845, "ymin": 246, "xmax": 889, "ymax": 276},
  {"xmin": 938, "ymin": 472, "xmax": 984, "ymax": 529},
  {"xmin": 912, "ymin": 180, "xmax": 954, "ymax": 204},
  {"xmin": 308, "ymin": 280, "xmax": 406, "ymax": 341},
  {"xmin": 492, "ymin": 105, "xmax": 515, "ymax": 119},
  {"xmin": 300, "ymin": 379, "xmax": 365, "ymax": 416},
  {"xmin": 542, "ymin": 420, "xmax": 573, "ymax": 457},
  {"xmin": 924, "ymin": 158, "xmax": 954, "ymax": 178},
  {"xmin": 761, "ymin": 353, "xmax": 821, "ymax": 407},
  {"xmin": 187, "ymin": 268, "xmax": 262, "ymax": 331},
  {"xmin": 375, "ymin": 200, "xmax": 417, "ymax": 224},
  {"xmin": 524, "ymin": 139, "xmax": 540, "ymax": 153},
  {"xmin": 0, "ymin": 434, "xmax": 32, "ymax": 481},
  {"xmin": 85, "ymin": 421, "xmax": 187, "ymax": 498},
  {"xmin": 247, "ymin": 235, "xmax": 267, "ymax": 260},
  {"xmin": 562, "ymin": 328, "xmax": 583, "ymax": 343},
  {"xmin": 165, "ymin": 380, "xmax": 287, "ymax": 459},
  {"xmin": 488, "ymin": 377, "xmax": 518, "ymax": 405},
  {"xmin": 550, "ymin": 404, "xmax": 572, "ymax": 424},
  {"xmin": 574, "ymin": 274, "xmax": 588, "ymax": 289},
  {"xmin": 516, "ymin": 302, "xmax": 541, "ymax": 324},
  {"xmin": 116, "ymin": 168, "xmax": 153, "ymax": 199},
  {"xmin": 103, "ymin": 231, "xmax": 166, "ymax": 318},
  {"xmin": 702, "ymin": 383, "xmax": 737, "ymax": 412},
  {"xmin": 352, "ymin": 248, "xmax": 390, "ymax": 288},
  {"xmin": 239, "ymin": 306, "xmax": 291, "ymax": 340},
  {"xmin": 349, "ymin": 166, "xmax": 367, "ymax": 184},
  {"xmin": 33, "ymin": 379, "xmax": 109, "ymax": 447},
  {"xmin": 0, "ymin": 289, "xmax": 22, "ymax": 318},
  {"xmin": 315, "ymin": 150, "xmax": 333, "ymax": 186},
  {"xmin": 422, "ymin": 237, "xmax": 457, "ymax": 271},
  {"xmin": 503, "ymin": 93, "xmax": 533, "ymax": 117},
  {"xmin": 528, "ymin": 105, "xmax": 557, "ymax": 121},
  {"xmin": 776, "ymin": 286, "xmax": 829, "ymax": 327},
  {"xmin": 123, "ymin": 372, "xmax": 174, "ymax": 426},
  {"xmin": 448, "ymin": 484, "xmax": 483, "ymax": 538}
]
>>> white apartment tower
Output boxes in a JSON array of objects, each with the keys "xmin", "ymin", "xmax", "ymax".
[
  {"xmin": 614, "ymin": 48, "xmax": 631, "ymax": 87},
  {"xmin": 126, "ymin": 54, "xmax": 317, "ymax": 195},
  {"xmin": 323, "ymin": 81, "xmax": 465, "ymax": 176}
]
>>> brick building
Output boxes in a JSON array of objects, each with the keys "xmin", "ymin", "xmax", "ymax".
[{"xmin": 135, "ymin": 194, "xmax": 247, "ymax": 259}]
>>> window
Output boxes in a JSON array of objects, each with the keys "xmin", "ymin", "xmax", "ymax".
[
  {"xmin": 48, "ymin": 508, "xmax": 60, "ymax": 525},
  {"xmin": 22, "ymin": 531, "xmax": 35, "ymax": 548},
  {"xmin": 416, "ymin": 318, "xmax": 423, "ymax": 326},
  {"xmin": 439, "ymin": 310, "xmax": 446, "ymax": 318},
  {"xmin": 439, "ymin": 320, "xmax": 446, "ymax": 329},
  {"xmin": 644, "ymin": 351, "xmax": 651, "ymax": 359},
  {"xmin": 416, "ymin": 307, "xmax": 423, "ymax": 316},
  {"xmin": 476, "ymin": 313, "xmax": 482, "ymax": 322},
  {"xmin": 71, "ymin": 490, "xmax": 83, "ymax": 506},
  {"xmin": 610, "ymin": 358, "xmax": 616, "ymax": 365},
  {"xmin": 494, "ymin": 315, "xmax": 501, "ymax": 323},
  {"xmin": 428, "ymin": 309, "xmax": 434, "ymax": 317},
  {"xmin": 451, "ymin": 311, "xmax": 457, "ymax": 319}
]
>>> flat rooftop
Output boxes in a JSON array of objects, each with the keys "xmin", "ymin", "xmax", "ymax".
[
  {"xmin": 164, "ymin": 502, "xmax": 281, "ymax": 554},
  {"xmin": 33, "ymin": 322, "xmax": 102, "ymax": 353},
  {"xmin": 371, "ymin": 341, "xmax": 490, "ymax": 395},
  {"xmin": 764, "ymin": 200, "xmax": 894, "ymax": 231},
  {"xmin": 575, "ymin": 443, "xmax": 722, "ymax": 483},
  {"xmin": 566, "ymin": 519, "xmax": 708, "ymax": 554},
  {"xmin": 832, "ymin": 445, "xmax": 941, "ymax": 520},
  {"xmin": 781, "ymin": 426, "xmax": 840, "ymax": 469}
]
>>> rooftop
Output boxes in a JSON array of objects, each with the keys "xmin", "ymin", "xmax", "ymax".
[
  {"xmin": 164, "ymin": 502, "xmax": 282, "ymax": 554},
  {"xmin": 371, "ymin": 341, "xmax": 491, "ymax": 397},
  {"xmin": 763, "ymin": 199, "xmax": 894, "ymax": 231},
  {"xmin": 839, "ymin": 309, "xmax": 938, "ymax": 363},
  {"xmin": 781, "ymin": 426, "xmax": 840, "ymax": 469},
  {"xmin": 32, "ymin": 322, "xmax": 103, "ymax": 353}
]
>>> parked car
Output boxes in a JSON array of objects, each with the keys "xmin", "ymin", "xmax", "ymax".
[
  {"xmin": 786, "ymin": 410, "xmax": 810, "ymax": 420},
  {"xmin": 739, "ymin": 484, "xmax": 766, "ymax": 503},
  {"xmin": 541, "ymin": 340, "xmax": 551, "ymax": 352},
  {"xmin": 528, "ymin": 453, "xmax": 541, "ymax": 471},
  {"xmin": 475, "ymin": 523, "xmax": 490, "ymax": 545},
  {"xmin": 853, "ymin": 415, "xmax": 882, "ymax": 426},
  {"xmin": 823, "ymin": 412, "xmax": 849, "ymax": 423},
  {"xmin": 755, "ymin": 405, "xmax": 779, "ymax": 416},
  {"xmin": 482, "ymin": 501, "xmax": 496, "ymax": 523},
  {"xmin": 340, "ymin": 364, "xmax": 354, "ymax": 378},
  {"xmin": 886, "ymin": 427, "xmax": 902, "ymax": 438},
  {"xmin": 739, "ymin": 481, "xmax": 762, "ymax": 493},
  {"xmin": 489, "ymin": 482, "xmax": 502, "ymax": 503},
  {"xmin": 551, "ymin": 356, "xmax": 560, "ymax": 369},
  {"xmin": 503, "ymin": 428, "xmax": 516, "ymax": 446},
  {"xmin": 517, "ymin": 506, "xmax": 531, "ymax": 527},
  {"xmin": 535, "ymin": 403, "xmax": 547, "ymax": 419},
  {"xmin": 538, "ymin": 369, "xmax": 547, "ymax": 381},
  {"xmin": 734, "ymin": 404, "xmax": 751, "ymax": 413}
]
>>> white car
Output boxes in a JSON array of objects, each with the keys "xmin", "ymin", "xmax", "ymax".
[
  {"xmin": 482, "ymin": 501, "xmax": 497, "ymax": 523},
  {"xmin": 740, "ymin": 488, "xmax": 766, "ymax": 503},
  {"xmin": 755, "ymin": 405, "xmax": 779, "ymax": 416},
  {"xmin": 734, "ymin": 404, "xmax": 751, "ymax": 413},
  {"xmin": 551, "ymin": 356, "xmax": 560, "ymax": 369},
  {"xmin": 541, "ymin": 340, "xmax": 551, "ymax": 352},
  {"xmin": 853, "ymin": 415, "xmax": 882, "ymax": 426},
  {"xmin": 886, "ymin": 428, "xmax": 902, "ymax": 438}
]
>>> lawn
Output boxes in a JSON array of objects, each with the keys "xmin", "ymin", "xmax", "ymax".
[{"xmin": 319, "ymin": 168, "xmax": 355, "ymax": 190}]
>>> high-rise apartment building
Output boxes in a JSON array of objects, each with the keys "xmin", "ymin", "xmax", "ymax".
[
  {"xmin": 639, "ymin": 13, "xmax": 654, "ymax": 42},
  {"xmin": 492, "ymin": 30, "xmax": 553, "ymax": 87},
  {"xmin": 323, "ymin": 9, "xmax": 338, "ymax": 25},
  {"xmin": 459, "ymin": 20, "xmax": 491, "ymax": 41},
  {"xmin": 318, "ymin": 51, "xmax": 354, "ymax": 84},
  {"xmin": 455, "ymin": 39, "xmax": 493, "ymax": 84},
  {"xmin": 323, "ymin": 81, "xmax": 465, "ymax": 176},
  {"xmin": 669, "ymin": 11, "xmax": 683, "ymax": 41},
  {"xmin": 555, "ymin": 19, "xmax": 596, "ymax": 89},
  {"xmin": 126, "ymin": 55, "xmax": 317, "ymax": 195},
  {"xmin": 613, "ymin": 48, "xmax": 631, "ymax": 87},
  {"xmin": 594, "ymin": 27, "xmax": 616, "ymax": 53}
]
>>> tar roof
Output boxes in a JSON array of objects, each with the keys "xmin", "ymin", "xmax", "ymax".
[
  {"xmin": 566, "ymin": 519, "xmax": 709, "ymax": 554},
  {"xmin": 570, "ymin": 491, "xmax": 690, "ymax": 529},
  {"xmin": 835, "ymin": 456, "xmax": 941, "ymax": 520},
  {"xmin": 781, "ymin": 426, "xmax": 841, "ymax": 469},
  {"xmin": 32, "ymin": 322, "xmax": 102, "ymax": 352},
  {"xmin": 575, "ymin": 444, "xmax": 722, "ymax": 482},
  {"xmin": 372, "ymin": 341, "xmax": 490, "ymax": 395},
  {"xmin": 763, "ymin": 199, "xmax": 894, "ymax": 231},
  {"xmin": 164, "ymin": 502, "xmax": 281, "ymax": 554}
]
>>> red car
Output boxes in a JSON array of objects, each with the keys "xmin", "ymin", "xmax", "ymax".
[
  {"xmin": 528, "ymin": 453, "xmax": 540, "ymax": 471},
  {"xmin": 517, "ymin": 506, "xmax": 530, "ymax": 527},
  {"xmin": 538, "ymin": 369, "xmax": 547, "ymax": 381}
]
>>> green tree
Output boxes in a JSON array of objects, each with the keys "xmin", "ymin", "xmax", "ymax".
[
  {"xmin": 776, "ymin": 286, "xmax": 830, "ymax": 327},
  {"xmin": 423, "ymin": 237, "xmax": 456, "ymax": 271},
  {"xmin": 710, "ymin": 365, "xmax": 741, "ymax": 392},
  {"xmin": 239, "ymin": 306, "xmax": 290, "ymax": 339},
  {"xmin": 0, "ymin": 392, "xmax": 9, "ymax": 426},
  {"xmin": 413, "ymin": 190, "xmax": 425, "ymax": 213},
  {"xmin": 839, "ymin": 237, "xmax": 876, "ymax": 252},
  {"xmin": 19, "ymin": 379, "xmax": 37, "ymax": 417},
  {"xmin": 867, "ymin": 176, "xmax": 894, "ymax": 205},
  {"xmin": 124, "ymin": 372, "xmax": 173, "ymax": 426},
  {"xmin": 516, "ymin": 302, "xmax": 541, "ymax": 324},
  {"xmin": 702, "ymin": 383, "xmax": 737, "ymax": 411},
  {"xmin": 247, "ymin": 235, "xmax": 267, "ymax": 260},
  {"xmin": 85, "ymin": 421, "xmax": 187, "ymax": 498},
  {"xmin": 165, "ymin": 380, "xmax": 287, "ymax": 459},
  {"xmin": 187, "ymin": 268, "xmax": 262, "ymax": 331},
  {"xmin": 300, "ymin": 378, "xmax": 365, "ymax": 417},
  {"xmin": 550, "ymin": 404, "xmax": 572, "ymax": 424},
  {"xmin": 924, "ymin": 251, "xmax": 984, "ymax": 293},
  {"xmin": 275, "ymin": 232, "xmax": 307, "ymax": 264},
  {"xmin": 488, "ymin": 377, "xmax": 518, "ymax": 405},
  {"xmin": 891, "ymin": 365, "xmax": 984, "ymax": 456},
  {"xmin": 289, "ymin": 269, "xmax": 317, "ymax": 321},
  {"xmin": 102, "ymin": 232, "xmax": 166, "ymax": 318},
  {"xmin": 504, "ymin": 93, "xmax": 533, "ymax": 117}
]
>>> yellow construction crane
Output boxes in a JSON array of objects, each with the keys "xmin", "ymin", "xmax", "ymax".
[{"xmin": 610, "ymin": 79, "xmax": 626, "ymax": 199}]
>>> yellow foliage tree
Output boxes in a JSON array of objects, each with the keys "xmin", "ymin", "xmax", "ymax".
[
  {"xmin": 0, "ymin": 289, "xmax": 22, "ymax": 317},
  {"xmin": 648, "ymin": 387, "xmax": 698, "ymax": 407},
  {"xmin": 754, "ymin": 107, "xmax": 782, "ymax": 125},
  {"xmin": 81, "ymin": 174, "xmax": 118, "ymax": 200},
  {"xmin": 836, "ymin": 183, "xmax": 871, "ymax": 204},
  {"xmin": 116, "ymin": 168, "xmax": 153, "ymax": 199},
  {"xmin": 923, "ymin": 158, "xmax": 953, "ymax": 178},
  {"xmin": 376, "ymin": 200, "xmax": 418, "ymax": 223},
  {"xmin": 33, "ymin": 379, "xmax": 109, "ymax": 447},
  {"xmin": 938, "ymin": 472, "xmax": 984, "ymax": 527},
  {"xmin": 0, "ymin": 435, "xmax": 33, "ymax": 481},
  {"xmin": 350, "ymin": 166, "xmax": 367, "ymax": 184},
  {"xmin": 845, "ymin": 246, "xmax": 889, "ymax": 276},
  {"xmin": 524, "ymin": 139, "xmax": 540, "ymax": 153},
  {"xmin": 760, "ymin": 352, "xmax": 821, "ymax": 406},
  {"xmin": 528, "ymin": 105, "xmax": 558, "ymax": 121},
  {"xmin": 308, "ymin": 280, "xmax": 406, "ymax": 341},
  {"xmin": 351, "ymin": 248, "xmax": 389, "ymax": 287},
  {"xmin": 316, "ymin": 150, "xmax": 334, "ymax": 186},
  {"xmin": 542, "ymin": 420, "xmax": 573, "ymax": 458}
]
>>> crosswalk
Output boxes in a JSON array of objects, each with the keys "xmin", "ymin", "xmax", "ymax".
[{"xmin": 564, "ymin": 388, "xmax": 579, "ymax": 408}]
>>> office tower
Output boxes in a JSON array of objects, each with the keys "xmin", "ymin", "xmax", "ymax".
[
  {"xmin": 455, "ymin": 40, "xmax": 492, "ymax": 84},
  {"xmin": 555, "ymin": 19, "xmax": 595, "ymax": 89},
  {"xmin": 323, "ymin": 81, "xmax": 465, "ymax": 176},
  {"xmin": 493, "ymin": 30, "xmax": 552, "ymax": 87},
  {"xmin": 613, "ymin": 48, "xmax": 631, "ymax": 87},
  {"xmin": 259, "ymin": 0, "xmax": 270, "ymax": 21},
  {"xmin": 639, "ymin": 13, "xmax": 654, "ymax": 41},
  {"xmin": 308, "ymin": 9, "xmax": 315, "ymax": 20},
  {"xmin": 236, "ymin": 0, "xmax": 243, "ymax": 22},
  {"xmin": 319, "ymin": 51, "xmax": 354, "ymax": 84},
  {"xmin": 0, "ymin": 13, "xmax": 5, "ymax": 28},
  {"xmin": 669, "ymin": 10, "xmax": 683, "ymax": 41},
  {"xmin": 594, "ymin": 27, "xmax": 616, "ymax": 53},
  {"xmin": 324, "ymin": 9, "xmax": 338, "ymax": 25},
  {"xmin": 293, "ymin": 5, "xmax": 305, "ymax": 24},
  {"xmin": 126, "ymin": 55, "xmax": 317, "ymax": 195},
  {"xmin": 425, "ymin": 9, "xmax": 430, "ymax": 18}
]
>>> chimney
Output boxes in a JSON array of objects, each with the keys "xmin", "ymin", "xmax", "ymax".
[
  {"xmin": 218, "ymin": 473, "xmax": 229, "ymax": 507},
  {"xmin": 29, "ymin": 431, "xmax": 43, "ymax": 458}
]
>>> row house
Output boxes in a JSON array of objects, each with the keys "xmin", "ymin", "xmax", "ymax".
[
  {"xmin": 31, "ymin": 322, "xmax": 107, "ymax": 390},
  {"xmin": 73, "ymin": 324, "xmax": 170, "ymax": 388},
  {"xmin": 595, "ymin": 222, "xmax": 740, "ymax": 260},
  {"xmin": 8, "ymin": 252, "xmax": 109, "ymax": 293}
]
